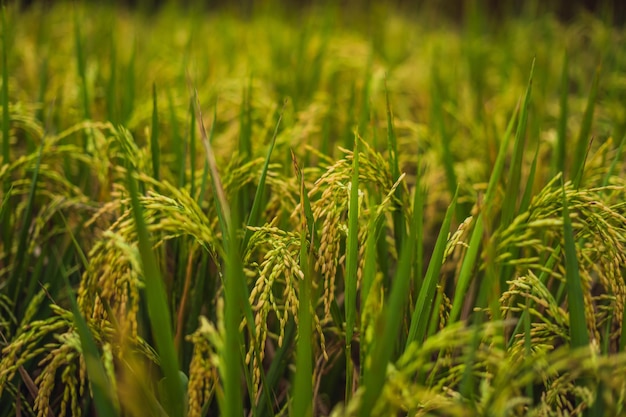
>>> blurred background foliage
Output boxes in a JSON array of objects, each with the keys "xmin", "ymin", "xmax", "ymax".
[{"xmin": 12, "ymin": 0, "xmax": 626, "ymax": 25}]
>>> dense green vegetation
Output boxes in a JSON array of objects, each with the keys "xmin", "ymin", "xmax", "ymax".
[{"xmin": 0, "ymin": 2, "xmax": 625, "ymax": 416}]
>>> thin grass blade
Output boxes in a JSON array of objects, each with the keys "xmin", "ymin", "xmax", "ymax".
[
  {"xmin": 384, "ymin": 80, "xmax": 405, "ymax": 250},
  {"xmin": 561, "ymin": 183, "xmax": 590, "ymax": 348},
  {"xmin": 151, "ymin": 83, "xmax": 160, "ymax": 182},
  {"xmin": 344, "ymin": 134, "xmax": 360, "ymax": 402},
  {"xmin": 572, "ymin": 66, "xmax": 600, "ymax": 182},
  {"xmin": 407, "ymin": 189, "xmax": 458, "ymax": 347},
  {"xmin": 603, "ymin": 131, "xmax": 625, "ymax": 187},
  {"xmin": 554, "ymin": 51, "xmax": 568, "ymax": 176},
  {"xmin": 8, "ymin": 137, "xmax": 44, "ymax": 303},
  {"xmin": 1, "ymin": 5, "xmax": 11, "ymax": 254},
  {"xmin": 500, "ymin": 59, "xmax": 534, "ymax": 230},
  {"xmin": 452, "ymin": 225, "xmax": 480, "ymax": 319},
  {"xmin": 242, "ymin": 104, "xmax": 284, "ymax": 249},
  {"xmin": 360, "ymin": 183, "xmax": 415, "ymax": 417},
  {"xmin": 127, "ymin": 170, "xmax": 185, "ymax": 417},
  {"xmin": 58, "ymin": 260, "xmax": 120, "ymax": 417},
  {"xmin": 292, "ymin": 178, "xmax": 314, "ymax": 417}
]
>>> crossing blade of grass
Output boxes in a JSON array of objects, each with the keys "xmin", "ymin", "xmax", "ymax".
[
  {"xmin": 520, "ymin": 142, "xmax": 539, "ymax": 213},
  {"xmin": 406, "ymin": 189, "xmax": 457, "ymax": 348},
  {"xmin": 293, "ymin": 188, "xmax": 314, "ymax": 417},
  {"xmin": 237, "ymin": 80, "xmax": 253, "ymax": 223},
  {"xmin": 448, "ymin": 102, "xmax": 519, "ymax": 323},
  {"xmin": 507, "ymin": 246, "xmax": 561, "ymax": 349},
  {"xmin": 412, "ymin": 180, "xmax": 426, "ymax": 296},
  {"xmin": 554, "ymin": 51, "xmax": 568, "ymax": 176},
  {"xmin": 107, "ymin": 35, "xmax": 118, "ymax": 125},
  {"xmin": 496, "ymin": 62, "xmax": 534, "ymax": 298},
  {"xmin": 358, "ymin": 199, "xmax": 388, "ymax": 374},
  {"xmin": 192, "ymin": 95, "xmax": 230, "ymax": 241},
  {"xmin": 192, "ymin": 89, "xmax": 251, "ymax": 417},
  {"xmin": 561, "ymin": 183, "xmax": 589, "ymax": 349},
  {"xmin": 448, "ymin": 214, "xmax": 484, "ymax": 324},
  {"xmin": 384, "ymin": 80, "xmax": 405, "ymax": 251},
  {"xmin": 73, "ymin": 7, "xmax": 90, "ymax": 149},
  {"xmin": 573, "ymin": 136, "xmax": 594, "ymax": 190},
  {"xmin": 484, "ymin": 99, "xmax": 519, "ymax": 215},
  {"xmin": 572, "ymin": 66, "xmax": 600, "ymax": 182},
  {"xmin": 168, "ymin": 88, "xmax": 184, "ymax": 188},
  {"xmin": 431, "ymin": 58, "xmax": 461, "ymax": 218},
  {"xmin": 151, "ymin": 83, "xmax": 160, "ymax": 182},
  {"xmin": 189, "ymin": 99, "xmax": 197, "ymax": 199},
  {"xmin": 122, "ymin": 41, "xmax": 135, "ymax": 124},
  {"xmin": 359, "ymin": 185, "xmax": 416, "ymax": 417},
  {"xmin": 344, "ymin": 134, "xmax": 360, "ymax": 403},
  {"xmin": 359, "ymin": 228, "xmax": 414, "ymax": 417},
  {"xmin": 241, "ymin": 103, "xmax": 284, "ymax": 249},
  {"xmin": 239, "ymin": 78, "xmax": 253, "ymax": 159},
  {"xmin": 458, "ymin": 322, "xmax": 482, "ymax": 405},
  {"xmin": 1, "ymin": 5, "xmax": 11, "ymax": 255},
  {"xmin": 127, "ymin": 170, "xmax": 185, "ymax": 417},
  {"xmin": 602, "ymin": 131, "xmax": 625, "ymax": 187},
  {"xmin": 194, "ymin": 98, "xmax": 255, "ymax": 336},
  {"xmin": 523, "ymin": 297, "xmax": 533, "ymax": 401},
  {"xmin": 500, "ymin": 59, "xmax": 534, "ymax": 231},
  {"xmin": 256, "ymin": 319, "xmax": 295, "ymax": 417},
  {"xmin": 7, "ymin": 137, "xmax": 44, "ymax": 304},
  {"xmin": 58, "ymin": 259, "xmax": 120, "ymax": 417}
]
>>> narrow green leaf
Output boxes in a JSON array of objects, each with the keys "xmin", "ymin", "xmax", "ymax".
[
  {"xmin": 484, "ymin": 100, "xmax": 519, "ymax": 213},
  {"xmin": 256, "ymin": 319, "xmax": 295, "ymax": 417},
  {"xmin": 501, "ymin": 59, "xmax": 534, "ymax": 229},
  {"xmin": 242, "ymin": 104, "xmax": 284, "ymax": 249},
  {"xmin": 572, "ymin": 66, "xmax": 600, "ymax": 183},
  {"xmin": 520, "ymin": 142, "xmax": 540, "ymax": 213},
  {"xmin": 236, "ymin": 80, "xmax": 253, "ymax": 224},
  {"xmin": 573, "ymin": 136, "xmax": 594, "ymax": 190},
  {"xmin": 554, "ymin": 51, "xmax": 568, "ymax": 176},
  {"xmin": 8, "ymin": 138, "xmax": 44, "ymax": 303},
  {"xmin": 2, "ymin": 5, "xmax": 12, "ymax": 254},
  {"xmin": 523, "ymin": 297, "xmax": 533, "ymax": 401},
  {"xmin": 412, "ymin": 180, "xmax": 426, "ymax": 296},
  {"xmin": 168, "ymin": 88, "xmax": 184, "ymax": 187},
  {"xmin": 127, "ymin": 170, "xmax": 185, "ymax": 417},
  {"xmin": 407, "ymin": 189, "xmax": 458, "ymax": 347},
  {"xmin": 603, "ymin": 130, "xmax": 625, "ymax": 187},
  {"xmin": 360, "ymin": 201, "xmax": 383, "ymax": 325},
  {"xmin": 431, "ymin": 58, "xmax": 459, "ymax": 215},
  {"xmin": 448, "ymin": 215, "xmax": 484, "ymax": 324},
  {"xmin": 344, "ymin": 134, "xmax": 360, "ymax": 402},
  {"xmin": 58, "ymin": 260, "xmax": 119, "ymax": 417},
  {"xmin": 384, "ymin": 80, "xmax": 405, "ymax": 251},
  {"xmin": 360, "ymin": 183, "xmax": 417, "ymax": 417},
  {"xmin": 292, "ymin": 191, "xmax": 314, "ymax": 417},
  {"xmin": 1, "ymin": 5, "xmax": 9, "ymax": 164},
  {"xmin": 222, "ymin": 237, "xmax": 245, "ymax": 417},
  {"xmin": 151, "ymin": 83, "xmax": 160, "ymax": 182},
  {"xmin": 73, "ymin": 8, "xmax": 90, "ymax": 151},
  {"xmin": 239, "ymin": 78, "xmax": 253, "ymax": 159},
  {"xmin": 459, "ymin": 323, "xmax": 481, "ymax": 403},
  {"xmin": 192, "ymin": 90, "xmax": 250, "ymax": 417},
  {"xmin": 507, "ymin": 246, "xmax": 561, "ymax": 349},
  {"xmin": 107, "ymin": 34, "xmax": 118, "ymax": 125},
  {"xmin": 122, "ymin": 41, "xmax": 136, "ymax": 124},
  {"xmin": 561, "ymin": 183, "xmax": 590, "ymax": 348},
  {"xmin": 189, "ymin": 98, "xmax": 197, "ymax": 199}
]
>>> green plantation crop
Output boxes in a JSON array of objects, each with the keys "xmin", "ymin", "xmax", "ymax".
[{"xmin": 0, "ymin": 2, "xmax": 625, "ymax": 416}]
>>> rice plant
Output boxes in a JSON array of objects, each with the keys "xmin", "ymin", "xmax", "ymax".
[{"xmin": 0, "ymin": 2, "xmax": 625, "ymax": 417}]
